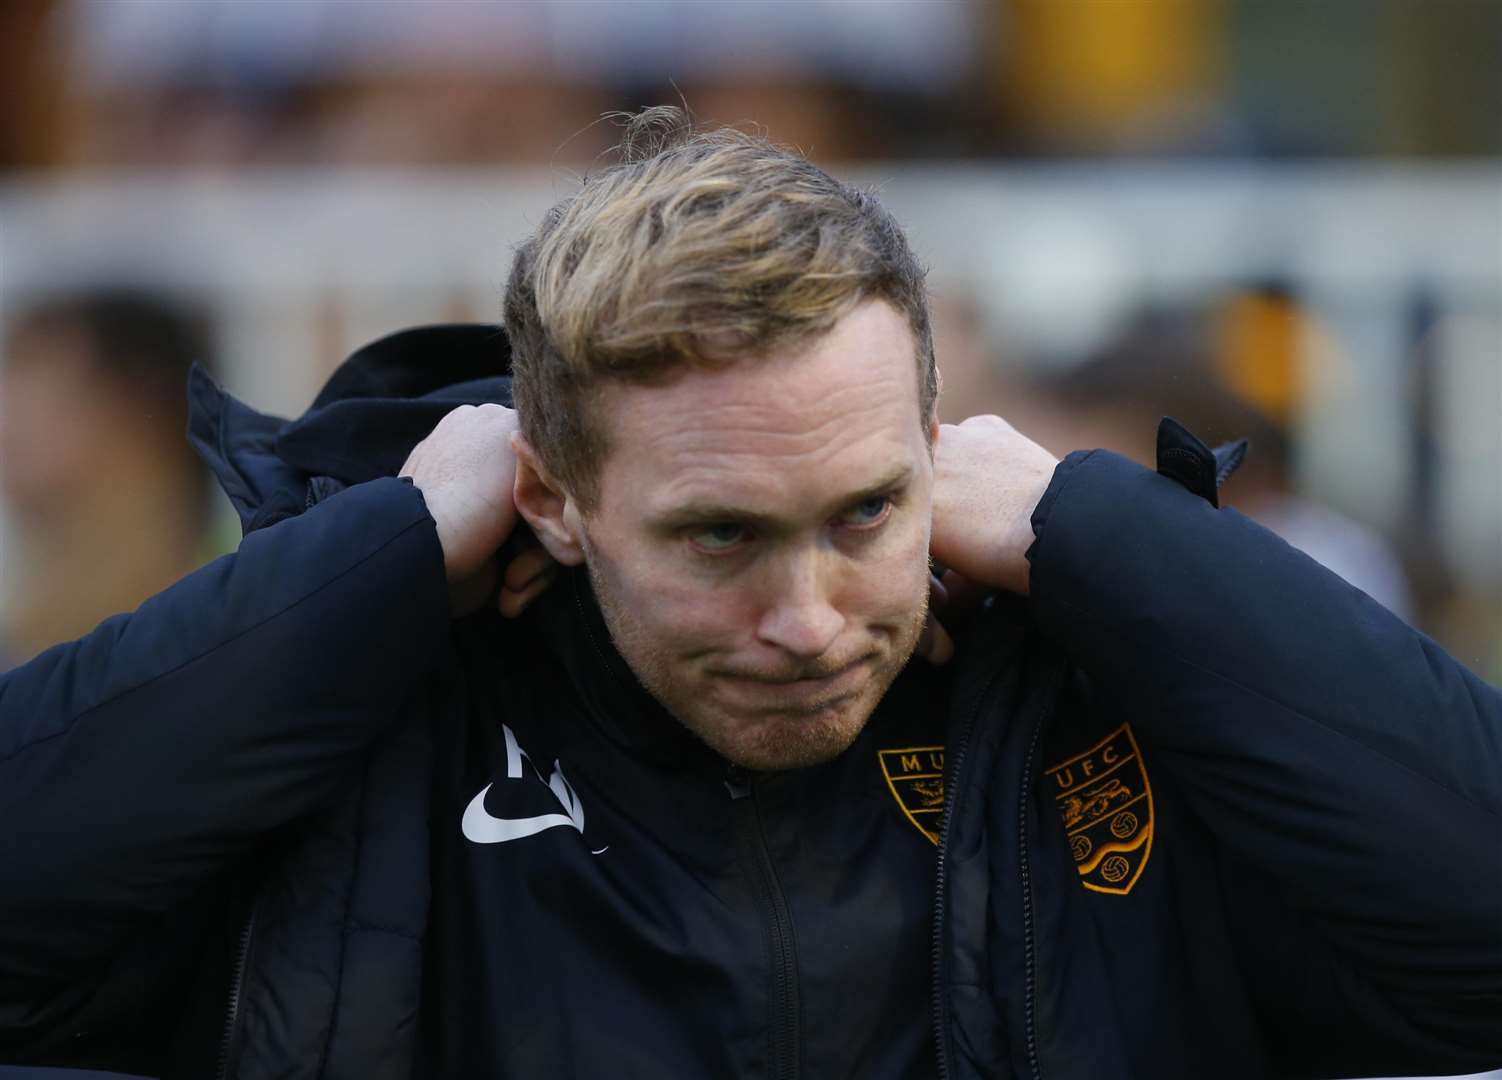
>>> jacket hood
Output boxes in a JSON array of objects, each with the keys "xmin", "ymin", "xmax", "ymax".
[{"xmin": 188, "ymin": 324, "xmax": 512, "ymax": 533}]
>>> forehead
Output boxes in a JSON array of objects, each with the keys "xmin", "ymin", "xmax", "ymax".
[{"xmin": 595, "ymin": 300, "xmax": 926, "ymax": 518}]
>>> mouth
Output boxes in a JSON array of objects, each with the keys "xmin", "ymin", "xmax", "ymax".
[{"xmin": 712, "ymin": 656, "xmax": 874, "ymax": 710}]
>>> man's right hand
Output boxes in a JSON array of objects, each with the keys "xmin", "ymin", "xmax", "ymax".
[
  {"xmin": 400, "ymin": 403, "xmax": 554, "ymax": 617},
  {"xmin": 930, "ymin": 415, "xmax": 1059, "ymax": 597}
]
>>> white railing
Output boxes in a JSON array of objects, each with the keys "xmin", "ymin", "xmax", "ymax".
[{"xmin": 2, "ymin": 164, "xmax": 1499, "ymax": 585}]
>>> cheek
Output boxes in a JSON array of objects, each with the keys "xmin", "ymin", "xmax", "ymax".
[
  {"xmin": 850, "ymin": 519, "xmax": 932, "ymax": 616},
  {"xmin": 654, "ymin": 579, "xmax": 756, "ymax": 653},
  {"xmin": 593, "ymin": 538, "xmax": 748, "ymax": 652}
]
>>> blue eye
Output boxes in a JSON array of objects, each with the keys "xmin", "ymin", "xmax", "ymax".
[
  {"xmin": 692, "ymin": 523, "xmax": 748, "ymax": 551},
  {"xmin": 840, "ymin": 496, "xmax": 890, "ymax": 527}
]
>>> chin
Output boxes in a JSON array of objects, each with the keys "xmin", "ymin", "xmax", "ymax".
[{"xmin": 695, "ymin": 689, "xmax": 883, "ymax": 772}]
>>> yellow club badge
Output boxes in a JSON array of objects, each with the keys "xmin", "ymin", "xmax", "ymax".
[
  {"xmin": 1047, "ymin": 724, "xmax": 1153, "ymax": 895},
  {"xmin": 878, "ymin": 745, "xmax": 946, "ymax": 845}
]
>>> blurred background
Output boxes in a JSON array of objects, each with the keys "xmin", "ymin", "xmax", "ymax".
[
  {"xmin": 0, "ymin": 0, "xmax": 1497, "ymax": 681},
  {"xmin": 0, "ymin": 2, "xmax": 1498, "ymax": 1079}
]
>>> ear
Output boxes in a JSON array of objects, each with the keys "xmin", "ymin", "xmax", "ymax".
[
  {"xmin": 927, "ymin": 366, "xmax": 942, "ymax": 448},
  {"xmin": 511, "ymin": 433, "xmax": 586, "ymax": 567}
]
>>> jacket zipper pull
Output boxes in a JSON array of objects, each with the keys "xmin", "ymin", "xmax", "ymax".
[{"xmin": 724, "ymin": 763, "xmax": 752, "ymax": 800}]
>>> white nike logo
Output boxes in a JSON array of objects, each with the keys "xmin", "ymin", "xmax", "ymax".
[
  {"xmin": 461, "ymin": 723, "xmax": 591, "ymax": 846},
  {"xmin": 462, "ymin": 784, "xmax": 582, "ymax": 843}
]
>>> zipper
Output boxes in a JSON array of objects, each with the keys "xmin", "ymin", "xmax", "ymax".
[
  {"xmin": 928, "ymin": 695, "xmax": 982, "ymax": 1080},
  {"xmin": 728, "ymin": 765, "xmax": 801, "ymax": 1080},
  {"xmin": 215, "ymin": 897, "xmax": 259, "ymax": 1080},
  {"xmin": 930, "ymin": 679, "xmax": 1057, "ymax": 1080},
  {"xmin": 1016, "ymin": 709, "xmax": 1050, "ymax": 1080}
]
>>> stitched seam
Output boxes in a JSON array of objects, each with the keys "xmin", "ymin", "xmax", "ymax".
[
  {"xmin": 1159, "ymin": 447, "xmax": 1202, "ymax": 466},
  {"xmin": 315, "ymin": 761, "xmax": 372, "ymax": 1080},
  {"xmin": 1048, "ymin": 592, "xmax": 1502, "ymax": 824},
  {"xmin": 211, "ymin": 383, "xmax": 258, "ymax": 514},
  {"xmin": 0, "ymin": 510, "xmax": 433, "ymax": 768}
]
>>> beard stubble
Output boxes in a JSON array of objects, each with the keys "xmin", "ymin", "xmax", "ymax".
[{"xmin": 583, "ymin": 551, "xmax": 930, "ymax": 771}]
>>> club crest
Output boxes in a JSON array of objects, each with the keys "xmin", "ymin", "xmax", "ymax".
[
  {"xmin": 1046, "ymin": 724, "xmax": 1153, "ymax": 895},
  {"xmin": 878, "ymin": 745, "xmax": 946, "ymax": 845}
]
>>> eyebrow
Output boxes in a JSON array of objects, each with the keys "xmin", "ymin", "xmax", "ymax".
[{"xmin": 648, "ymin": 463, "xmax": 915, "ymax": 532}]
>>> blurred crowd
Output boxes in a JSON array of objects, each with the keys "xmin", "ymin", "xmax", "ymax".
[
  {"xmin": 0, "ymin": 290, "xmax": 218, "ymax": 666},
  {"xmin": 0, "ymin": 0, "xmax": 1498, "ymax": 688},
  {"xmin": 3, "ymin": 0, "xmax": 1498, "ymax": 169}
]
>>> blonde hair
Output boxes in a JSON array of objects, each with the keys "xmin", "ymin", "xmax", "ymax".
[{"xmin": 505, "ymin": 107, "xmax": 935, "ymax": 508}]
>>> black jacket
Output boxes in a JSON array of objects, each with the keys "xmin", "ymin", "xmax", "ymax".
[{"xmin": 1, "ymin": 326, "xmax": 1498, "ymax": 1079}]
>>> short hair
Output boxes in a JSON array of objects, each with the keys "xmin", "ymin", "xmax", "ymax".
[{"xmin": 504, "ymin": 107, "xmax": 935, "ymax": 510}]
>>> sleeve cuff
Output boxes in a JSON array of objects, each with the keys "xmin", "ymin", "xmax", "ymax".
[{"xmin": 1025, "ymin": 449, "xmax": 1098, "ymax": 579}]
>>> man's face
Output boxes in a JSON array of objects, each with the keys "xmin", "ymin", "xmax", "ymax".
[{"xmin": 572, "ymin": 299, "xmax": 935, "ymax": 771}]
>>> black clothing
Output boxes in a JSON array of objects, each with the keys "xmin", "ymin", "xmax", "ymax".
[
  {"xmin": 0, "ymin": 472, "xmax": 448, "ymax": 1077},
  {"xmin": 1, "ymin": 326, "xmax": 1498, "ymax": 1079},
  {"xmin": 426, "ymin": 580, "xmax": 951, "ymax": 1076}
]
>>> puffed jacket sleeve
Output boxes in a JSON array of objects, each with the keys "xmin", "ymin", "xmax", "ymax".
[
  {"xmin": 1025, "ymin": 437, "xmax": 1502, "ymax": 1075},
  {"xmin": 0, "ymin": 477, "xmax": 448, "ymax": 1025}
]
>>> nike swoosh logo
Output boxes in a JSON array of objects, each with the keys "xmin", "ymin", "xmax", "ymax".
[
  {"xmin": 462, "ymin": 783, "xmax": 583, "ymax": 844},
  {"xmin": 462, "ymin": 723, "xmax": 590, "ymax": 846}
]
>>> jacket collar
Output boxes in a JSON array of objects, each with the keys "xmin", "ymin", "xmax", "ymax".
[
  {"xmin": 526, "ymin": 568, "xmax": 728, "ymax": 775},
  {"xmin": 188, "ymin": 324, "xmax": 511, "ymax": 533}
]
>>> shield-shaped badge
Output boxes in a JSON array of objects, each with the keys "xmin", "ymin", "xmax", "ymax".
[
  {"xmin": 878, "ymin": 745, "xmax": 946, "ymax": 845},
  {"xmin": 1046, "ymin": 724, "xmax": 1153, "ymax": 895}
]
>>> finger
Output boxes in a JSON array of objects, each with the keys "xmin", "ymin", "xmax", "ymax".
[
  {"xmin": 916, "ymin": 613, "xmax": 955, "ymax": 666},
  {"xmin": 498, "ymin": 574, "xmax": 552, "ymax": 618},
  {"xmin": 503, "ymin": 544, "xmax": 557, "ymax": 592},
  {"xmin": 499, "ymin": 566, "xmax": 558, "ymax": 618},
  {"xmin": 928, "ymin": 572, "xmax": 949, "ymax": 613},
  {"xmin": 929, "ymin": 619, "xmax": 954, "ymax": 664},
  {"xmin": 940, "ymin": 568, "xmax": 982, "ymax": 615}
]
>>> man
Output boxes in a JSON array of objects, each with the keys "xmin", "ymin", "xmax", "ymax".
[{"xmin": 2, "ymin": 111, "xmax": 1499, "ymax": 1078}]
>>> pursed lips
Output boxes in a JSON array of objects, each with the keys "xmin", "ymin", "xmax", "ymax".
[
  {"xmin": 710, "ymin": 655, "xmax": 875, "ymax": 707},
  {"xmin": 712, "ymin": 651, "xmax": 872, "ymax": 684}
]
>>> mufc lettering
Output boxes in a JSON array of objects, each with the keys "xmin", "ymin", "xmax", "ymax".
[{"xmin": 878, "ymin": 745, "xmax": 947, "ymax": 844}]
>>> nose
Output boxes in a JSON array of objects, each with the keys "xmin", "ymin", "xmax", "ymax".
[{"xmin": 755, "ymin": 547, "xmax": 845, "ymax": 660}]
